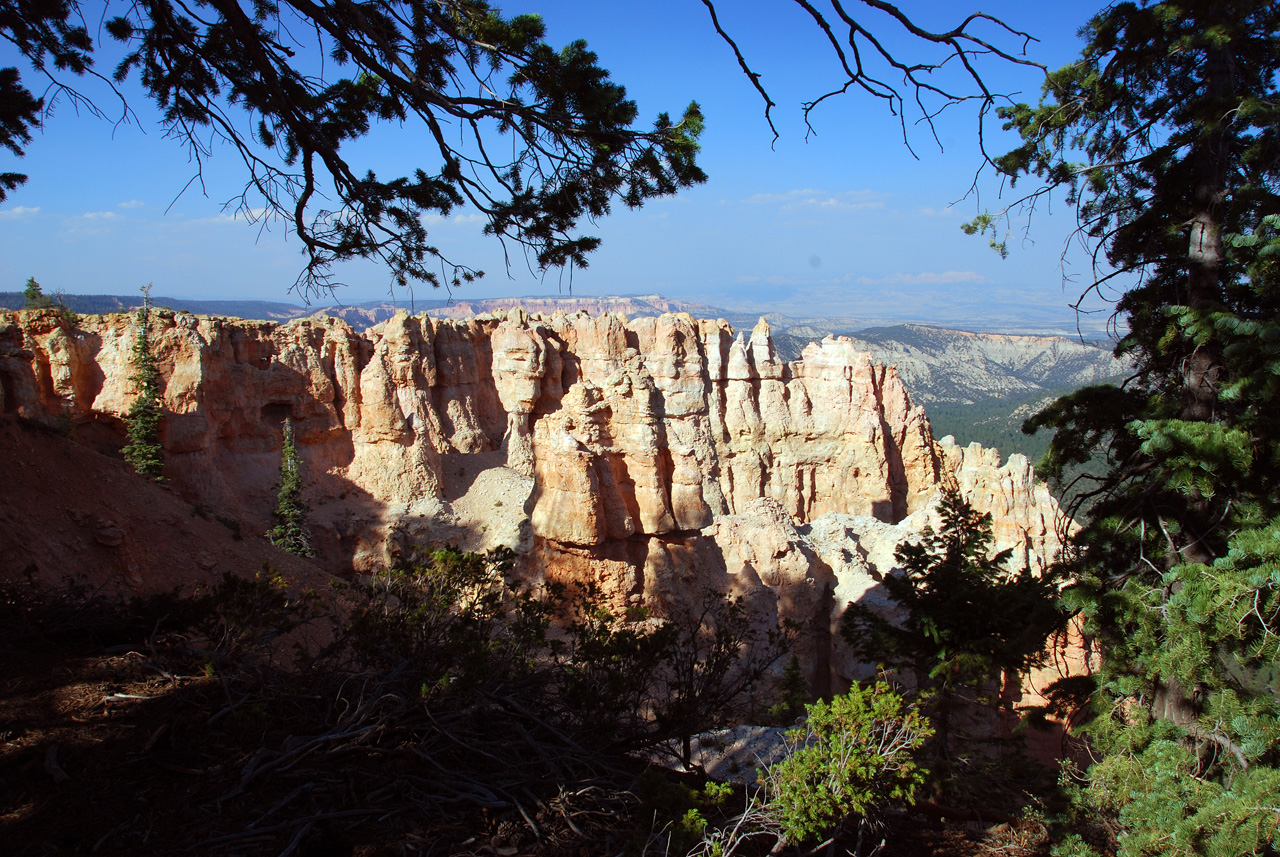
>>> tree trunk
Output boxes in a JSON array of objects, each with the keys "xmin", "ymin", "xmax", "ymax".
[
  {"xmin": 1177, "ymin": 40, "xmax": 1235, "ymax": 566},
  {"xmin": 1182, "ymin": 42, "xmax": 1231, "ymax": 418},
  {"xmin": 1154, "ymin": 35, "xmax": 1237, "ymax": 732}
]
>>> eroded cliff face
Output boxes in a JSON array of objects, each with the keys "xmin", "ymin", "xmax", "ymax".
[{"xmin": 0, "ymin": 307, "xmax": 1068, "ymax": 688}]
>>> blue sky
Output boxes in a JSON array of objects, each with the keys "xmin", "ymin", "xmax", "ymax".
[{"xmin": 0, "ymin": 1, "xmax": 1117, "ymax": 334}]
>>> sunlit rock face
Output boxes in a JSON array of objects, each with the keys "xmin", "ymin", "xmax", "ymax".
[{"xmin": 0, "ymin": 307, "xmax": 1069, "ymax": 689}]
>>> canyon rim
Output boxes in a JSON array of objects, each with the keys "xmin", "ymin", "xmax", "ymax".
[{"xmin": 0, "ymin": 306, "xmax": 1070, "ymax": 695}]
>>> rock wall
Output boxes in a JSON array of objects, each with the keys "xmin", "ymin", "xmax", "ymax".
[{"xmin": 0, "ymin": 307, "xmax": 1069, "ymax": 688}]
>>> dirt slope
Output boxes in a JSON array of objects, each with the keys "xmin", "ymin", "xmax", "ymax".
[{"xmin": 0, "ymin": 414, "xmax": 327, "ymax": 596}]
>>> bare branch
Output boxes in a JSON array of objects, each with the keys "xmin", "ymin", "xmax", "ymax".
[{"xmin": 701, "ymin": 0, "xmax": 1046, "ymax": 155}]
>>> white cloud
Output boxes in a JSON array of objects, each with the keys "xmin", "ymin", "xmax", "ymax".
[
  {"xmin": 747, "ymin": 188, "xmax": 822, "ymax": 204},
  {"xmin": 419, "ymin": 211, "xmax": 485, "ymax": 226},
  {"xmin": 747, "ymin": 188, "xmax": 888, "ymax": 212},
  {"xmin": 0, "ymin": 205, "xmax": 40, "ymax": 219},
  {"xmin": 856, "ymin": 271, "xmax": 987, "ymax": 286},
  {"xmin": 60, "ymin": 211, "xmax": 121, "ymax": 237},
  {"xmin": 917, "ymin": 205, "xmax": 960, "ymax": 218},
  {"xmin": 724, "ymin": 270, "xmax": 988, "ymax": 291},
  {"xmin": 118, "ymin": 199, "xmax": 146, "ymax": 209},
  {"xmin": 189, "ymin": 213, "xmax": 238, "ymax": 225},
  {"xmin": 185, "ymin": 207, "xmax": 279, "ymax": 226}
]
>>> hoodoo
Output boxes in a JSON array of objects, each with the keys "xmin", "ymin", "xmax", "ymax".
[{"xmin": 0, "ymin": 307, "xmax": 1066, "ymax": 689}]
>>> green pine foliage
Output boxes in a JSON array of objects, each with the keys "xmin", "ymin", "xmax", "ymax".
[
  {"xmin": 987, "ymin": 2, "xmax": 1280, "ymax": 853},
  {"xmin": 1050, "ymin": 232, "xmax": 1280, "ymax": 856},
  {"xmin": 266, "ymin": 418, "xmax": 313, "ymax": 557},
  {"xmin": 763, "ymin": 682, "xmax": 931, "ymax": 845},
  {"xmin": 121, "ymin": 297, "xmax": 164, "ymax": 481},
  {"xmin": 2, "ymin": 1, "xmax": 705, "ymax": 297},
  {"xmin": 765, "ymin": 655, "xmax": 810, "ymax": 725},
  {"xmin": 840, "ymin": 486, "xmax": 1065, "ymax": 755},
  {"xmin": 20, "ymin": 276, "xmax": 78, "ymax": 323},
  {"xmin": 22, "ymin": 276, "xmax": 52, "ymax": 309}
]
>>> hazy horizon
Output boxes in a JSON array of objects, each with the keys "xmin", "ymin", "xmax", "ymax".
[
  {"xmin": 1, "ymin": 1, "xmax": 1118, "ymax": 338},
  {"xmin": 5, "ymin": 286, "xmax": 1120, "ymax": 339}
]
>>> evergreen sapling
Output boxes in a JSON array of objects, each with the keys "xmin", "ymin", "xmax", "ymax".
[
  {"xmin": 840, "ymin": 486, "xmax": 1064, "ymax": 757},
  {"xmin": 121, "ymin": 287, "xmax": 164, "ymax": 480},
  {"xmin": 266, "ymin": 418, "xmax": 313, "ymax": 557},
  {"xmin": 22, "ymin": 276, "xmax": 52, "ymax": 309}
]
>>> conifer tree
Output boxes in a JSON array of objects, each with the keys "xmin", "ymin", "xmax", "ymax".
[
  {"xmin": 22, "ymin": 276, "xmax": 51, "ymax": 309},
  {"xmin": 767, "ymin": 655, "xmax": 810, "ymax": 725},
  {"xmin": 266, "ymin": 418, "xmax": 313, "ymax": 558},
  {"xmin": 841, "ymin": 486, "xmax": 1064, "ymax": 756},
  {"xmin": 985, "ymin": 2, "xmax": 1280, "ymax": 852},
  {"xmin": 121, "ymin": 285, "xmax": 164, "ymax": 481}
]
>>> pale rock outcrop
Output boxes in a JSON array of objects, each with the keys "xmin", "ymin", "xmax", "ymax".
[
  {"xmin": 705, "ymin": 498, "xmax": 838, "ymax": 694},
  {"xmin": 936, "ymin": 435, "xmax": 1064, "ymax": 574},
  {"xmin": 0, "ymin": 307, "xmax": 1069, "ymax": 688}
]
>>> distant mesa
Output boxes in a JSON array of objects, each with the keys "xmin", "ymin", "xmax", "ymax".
[
  {"xmin": 0, "ymin": 290, "xmax": 1125, "ymax": 414},
  {"xmin": 0, "ymin": 291, "xmax": 726, "ymax": 326}
]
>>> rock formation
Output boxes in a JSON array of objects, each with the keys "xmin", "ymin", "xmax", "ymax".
[{"xmin": 0, "ymin": 306, "xmax": 1070, "ymax": 689}]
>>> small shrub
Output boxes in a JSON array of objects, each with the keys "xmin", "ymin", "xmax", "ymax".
[
  {"xmin": 329, "ymin": 546, "xmax": 549, "ymax": 697},
  {"xmin": 131, "ymin": 569, "xmax": 320, "ymax": 674},
  {"xmin": 629, "ymin": 770, "xmax": 734, "ymax": 856},
  {"xmin": 559, "ymin": 585, "xmax": 789, "ymax": 763},
  {"xmin": 764, "ymin": 681, "xmax": 931, "ymax": 845},
  {"xmin": 23, "ymin": 278, "xmax": 78, "ymax": 323},
  {"xmin": 0, "ymin": 576, "xmax": 136, "ymax": 646}
]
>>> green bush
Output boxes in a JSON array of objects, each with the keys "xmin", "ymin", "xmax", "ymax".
[
  {"xmin": 629, "ymin": 770, "xmax": 733, "ymax": 857},
  {"xmin": 764, "ymin": 681, "xmax": 931, "ymax": 845},
  {"xmin": 329, "ymin": 547, "xmax": 544, "ymax": 694},
  {"xmin": 131, "ymin": 568, "xmax": 321, "ymax": 675}
]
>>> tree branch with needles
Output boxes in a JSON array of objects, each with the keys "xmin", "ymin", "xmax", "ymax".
[{"xmin": 2, "ymin": 0, "xmax": 707, "ymax": 300}]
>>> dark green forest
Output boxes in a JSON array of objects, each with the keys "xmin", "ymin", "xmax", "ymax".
[{"xmin": 926, "ymin": 395, "xmax": 1059, "ymax": 465}]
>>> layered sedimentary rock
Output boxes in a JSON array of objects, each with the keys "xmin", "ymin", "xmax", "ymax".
[{"xmin": 0, "ymin": 307, "xmax": 1069, "ymax": 687}]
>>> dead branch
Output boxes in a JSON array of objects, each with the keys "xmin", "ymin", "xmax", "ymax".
[{"xmin": 700, "ymin": 0, "xmax": 1045, "ymax": 155}]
